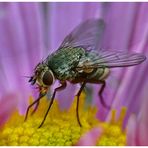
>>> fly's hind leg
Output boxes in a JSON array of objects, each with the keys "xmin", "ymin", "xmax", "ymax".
[
  {"xmin": 76, "ymin": 82, "xmax": 86, "ymax": 127},
  {"xmin": 99, "ymin": 81, "xmax": 111, "ymax": 109}
]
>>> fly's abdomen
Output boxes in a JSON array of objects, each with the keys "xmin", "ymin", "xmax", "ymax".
[{"xmin": 87, "ymin": 68, "xmax": 110, "ymax": 82}]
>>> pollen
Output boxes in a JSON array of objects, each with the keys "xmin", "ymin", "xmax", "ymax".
[
  {"xmin": 0, "ymin": 93, "xmax": 99, "ymax": 146},
  {"xmin": 97, "ymin": 107, "xmax": 127, "ymax": 146}
]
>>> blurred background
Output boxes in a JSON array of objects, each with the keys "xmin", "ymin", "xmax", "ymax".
[{"xmin": 0, "ymin": 2, "xmax": 147, "ymax": 124}]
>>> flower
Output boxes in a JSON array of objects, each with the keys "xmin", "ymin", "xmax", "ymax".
[{"xmin": 0, "ymin": 2, "xmax": 148, "ymax": 146}]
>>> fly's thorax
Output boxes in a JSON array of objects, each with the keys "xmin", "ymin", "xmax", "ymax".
[
  {"xmin": 46, "ymin": 47, "xmax": 86, "ymax": 81},
  {"xmin": 87, "ymin": 67, "xmax": 110, "ymax": 81}
]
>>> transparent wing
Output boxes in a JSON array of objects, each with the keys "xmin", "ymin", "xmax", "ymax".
[
  {"xmin": 77, "ymin": 49, "xmax": 146, "ymax": 69},
  {"xmin": 59, "ymin": 19, "xmax": 105, "ymax": 50}
]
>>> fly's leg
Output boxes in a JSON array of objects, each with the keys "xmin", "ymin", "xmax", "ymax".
[
  {"xmin": 76, "ymin": 82, "xmax": 86, "ymax": 127},
  {"xmin": 31, "ymin": 101, "xmax": 40, "ymax": 115},
  {"xmin": 24, "ymin": 93, "xmax": 46, "ymax": 121},
  {"xmin": 31, "ymin": 87, "xmax": 49, "ymax": 115},
  {"xmin": 99, "ymin": 81, "xmax": 111, "ymax": 109},
  {"xmin": 38, "ymin": 82, "xmax": 67, "ymax": 128}
]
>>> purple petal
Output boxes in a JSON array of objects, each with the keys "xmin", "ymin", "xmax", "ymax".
[
  {"xmin": 136, "ymin": 94, "xmax": 148, "ymax": 145},
  {"xmin": 126, "ymin": 115, "xmax": 137, "ymax": 145},
  {"xmin": 0, "ymin": 3, "xmax": 45, "ymax": 113}
]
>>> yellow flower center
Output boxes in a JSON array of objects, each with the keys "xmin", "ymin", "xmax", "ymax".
[
  {"xmin": 0, "ymin": 93, "xmax": 127, "ymax": 146},
  {"xmin": 0, "ymin": 93, "xmax": 98, "ymax": 146}
]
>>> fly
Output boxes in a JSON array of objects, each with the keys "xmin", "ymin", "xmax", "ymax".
[{"xmin": 24, "ymin": 19, "xmax": 146, "ymax": 128}]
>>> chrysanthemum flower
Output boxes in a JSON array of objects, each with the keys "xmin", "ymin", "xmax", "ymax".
[{"xmin": 0, "ymin": 2, "xmax": 148, "ymax": 146}]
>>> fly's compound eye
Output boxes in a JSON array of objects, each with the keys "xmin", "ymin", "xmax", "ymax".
[{"xmin": 42, "ymin": 70, "xmax": 55, "ymax": 86}]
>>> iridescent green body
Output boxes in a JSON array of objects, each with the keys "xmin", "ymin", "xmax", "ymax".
[
  {"xmin": 46, "ymin": 46, "xmax": 109, "ymax": 82},
  {"xmin": 46, "ymin": 46, "xmax": 85, "ymax": 81}
]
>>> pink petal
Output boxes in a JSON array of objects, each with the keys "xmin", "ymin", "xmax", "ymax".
[
  {"xmin": 137, "ymin": 121, "xmax": 148, "ymax": 146},
  {"xmin": 0, "ymin": 92, "xmax": 19, "ymax": 128},
  {"xmin": 76, "ymin": 127, "xmax": 103, "ymax": 146},
  {"xmin": 136, "ymin": 96, "xmax": 148, "ymax": 145},
  {"xmin": 126, "ymin": 114, "xmax": 137, "ymax": 145}
]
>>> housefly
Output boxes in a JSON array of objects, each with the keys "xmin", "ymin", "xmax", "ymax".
[{"xmin": 25, "ymin": 19, "xmax": 146, "ymax": 128}]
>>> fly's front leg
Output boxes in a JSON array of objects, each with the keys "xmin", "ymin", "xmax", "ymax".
[
  {"xmin": 76, "ymin": 82, "xmax": 86, "ymax": 127},
  {"xmin": 24, "ymin": 92, "xmax": 46, "ymax": 121},
  {"xmin": 99, "ymin": 81, "xmax": 111, "ymax": 109},
  {"xmin": 31, "ymin": 87, "xmax": 48, "ymax": 115},
  {"xmin": 31, "ymin": 100, "xmax": 40, "ymax": 115},
  {"xmin": 38, "ymin": 81, "xmax": 67, "ymax": 128}
]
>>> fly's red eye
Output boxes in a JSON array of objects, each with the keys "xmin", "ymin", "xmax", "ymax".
[{"xmin": 42, "ymin": 71, "xmax": 54, "ymax": 86}]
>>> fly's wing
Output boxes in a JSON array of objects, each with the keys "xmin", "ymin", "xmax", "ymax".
[
  {"xmin": 59, "ymin": 19, "xmax": 105, "ymax": 50},
  {"xmin": 76, "ymin": 49, "xmax": 146, "ymax": 70}
]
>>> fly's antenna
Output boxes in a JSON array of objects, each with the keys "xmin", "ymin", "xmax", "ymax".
[
  {"xmin": 21, "ymin": 75, "xmax": 36, "ymax": 84},
  {"xmin": 22, "ymin": 75, "xmax": 32, "ymax": 79}
]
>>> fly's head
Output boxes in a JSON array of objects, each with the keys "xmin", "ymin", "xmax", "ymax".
[{"xmin": 29, "ymin": 62, "xmax": 55, "ymax": 89}]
